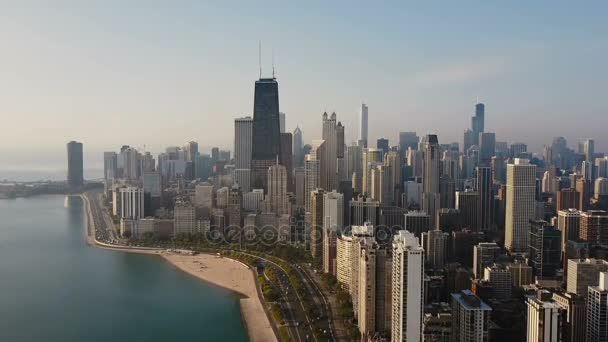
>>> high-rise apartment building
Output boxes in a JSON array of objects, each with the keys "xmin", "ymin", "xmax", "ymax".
[
  {"xmin": 391, "ymin": 230, "xmax": 424, "ymax": 341},
  {"xmin": 119, "ymin": 187, "xmax": 144, "ymax": 220},
  {"xmin": 451, "ymin": 290, "xmax": 492, "ymax": 342},
  {"xmin": 421, "ymin": 230, "xmax": 449, "ymax": 269},
  {"xmin": 552, "ymin": 292, "xmax": 586, "ymax": 342},
  {"xmin": 476, "ymin": 167, "xmax": 493, "ymax": 231},
  {"xmin": 505, "ymin": 158, "xmax": 537, "ymax": 253},
  {"xmin": 292, "ymin": 126, "xmax": 303, "ymax": 167},
  {"xmin": 526, "ymin": 290, "xmax": 564, "ymax": 342},
  {"xmin": 103, "ymin": 151, "xmax": 117, "ymax": 181}
]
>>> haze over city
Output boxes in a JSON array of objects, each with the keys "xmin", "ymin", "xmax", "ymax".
[{"xmin": 1, "ymin": 1, "xmax": 607, "ymax": 175}]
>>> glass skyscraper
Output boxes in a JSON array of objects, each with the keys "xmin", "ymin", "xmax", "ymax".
[{"xmin": 251, "ymin": 77, "xmax": 281, "ymax": 190}]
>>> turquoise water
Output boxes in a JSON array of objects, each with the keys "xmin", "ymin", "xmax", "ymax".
[{"xmin": 0, "ymin": 195, "xmax": 247, "ymax": 342}]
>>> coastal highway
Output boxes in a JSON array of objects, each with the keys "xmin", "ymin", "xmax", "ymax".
[{"xmin": 232, "ymin": 250, "xmax": 335, "ymax": 342}]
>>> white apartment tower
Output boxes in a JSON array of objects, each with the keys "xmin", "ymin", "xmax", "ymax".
[
  {"xmin": 505, "ymin": 158, "xmax": 537, "ymax": 253},
  {"xmin": 391, "ymin": 230, "xmax": 424, "ymax": 341}
]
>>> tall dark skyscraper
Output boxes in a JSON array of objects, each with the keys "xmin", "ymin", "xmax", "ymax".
[
  {"xmin": 476, "ymin": 166, "xmax": 493, "ymax": 231},
  {"xmin": 471, "ymin": 103, "xmax": 485, "ymax": 146},
  {"xmin": 67, "ymin": 141, "xmax": 84, "ymax": 191},
  {"xmin": 251, "ymin": 77, "xmax": 281, "ymax": 190}
]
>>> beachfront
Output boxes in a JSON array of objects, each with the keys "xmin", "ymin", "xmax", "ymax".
[
  {"xmin": 82, "ymin": 193, "xmax": 277, "ymax": 342},
  {"xmin": 162, "ymin": 253, "xmax": 277, "ymax": 342}
]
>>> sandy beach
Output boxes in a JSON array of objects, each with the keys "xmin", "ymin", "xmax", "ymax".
[
  {"xmin": 161, "ymin": 253, "xmax": 278, "ymax": 342},
  {"xmin": 82, "ymin": 194, "xmax": 277, "ymax": 342}
]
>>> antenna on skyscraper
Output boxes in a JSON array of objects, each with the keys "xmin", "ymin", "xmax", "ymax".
[
  {"xmin": 258, "ymin": 40, "xmax": 262, "ymax": 79},
  {"xmin": 272, "ymin": 48, "xmax": 275, "ymax": 79}
]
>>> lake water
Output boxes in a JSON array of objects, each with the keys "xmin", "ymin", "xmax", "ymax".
[{"xmin": 0, "ymin": 195, "xmax": 247, "ymax": 342}]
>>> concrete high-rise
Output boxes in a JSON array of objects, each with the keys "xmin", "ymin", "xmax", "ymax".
[
  {"xmin": 391, "ymin": 230, "xmax": 424, "ymax": 342},
  {"xmin": 359, "ymin": 103, "xmax": 369, "ymax": 147},
  {"xmin": 304, "ymin": 141, "xmax": 325, "ymax": 212},
  {"xmin": 251, "ymin": 77, "xmax": 281, "ymax": 191},
  {"xmin": 67, "ymin": 141, "xmax": 84, "ymax": 190},
  {"xmin": 362, "ymin": 148, "xmax": 382, "ymax": 196},
  {"xmin": 553, "ymin": 292, "xmax": 586, "ymax": 342},
  {"xmin": 580, "ymin": 210, "xmax": 608, "ymax": 246},
  {"xmin": 505, "ymin": 159, "xmax": 537, "ymax": 254},
  {"xmin": 451, "ymin": 290, "xmax": 492, "ymax": 342},
  {"xmin": 526, "ymin": 290, "xmax": 564, "ymax": 342},
  {"xmin": 119, "ymin": 187, "xmax": 144, "ymax": 220},
  {"xmin": 321, "ymin": 112, "xmax": 344, "ymax": 191}
]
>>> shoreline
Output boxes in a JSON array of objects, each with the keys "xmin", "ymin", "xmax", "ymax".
[{"xmin": 80, "ymin": 194, "xmax": 278, "ymax": 342}]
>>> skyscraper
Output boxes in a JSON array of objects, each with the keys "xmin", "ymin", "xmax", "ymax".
[
  {"xmin": 279, "ymin": 112, "xmax": 286, "ymax": 133},
  {"xmin": 505, "ymin": 159, "xmax": 537, "ymax": 254},
  {"xmin": 422, "ymin": 134, "xmax": 441, "ymax": 227},
  {"xmin": 476, "ymin": 166, "xmax": 493, "ymax": 231},
  {"xmin": 234, "ymin": 117, "xmax": 253, "ymax": 169},
  {"xmin": 67, "ymin": 141, "xmax": 84, "ymax": 191},
  {"xmin": 267, "ymin": 161, "xmax": 289, "ymax": 215},
  {"xmin": 321, "ymin": 112, "xmax": 344, "ymax": 191},
  {"xmin": 279, "ymin": 132, "xmax": 293, "ymax": 191},
  {"xmin": 310, "ymin": 189, "xmax": 325, "ymax": 261},
  {"xmin": 251, "ymin": 77, "xmax": 281, "ymax": 191},
  {"xmin": 421, "ymin": 229, "xmax": 449, "ymax": 268},
  {"xmin": 478, "ymin": 132, "xmax": 495, "ymax": 167},
  {"xmin": 391, "ymin": 230, "xmax": 424, "ymax": 342},
  {"xmin": 292, "ymin": 126, "xmax": 303, "ymax": 167},
  {"xmin": 528, "ymin": 220, "xmax": 561, "ymax": 279},
  {"xmin": 103, "ymin": 152, "xmax": 117, "ymax": 181},
  {"xmin": 323, "ymin": 190, "xmax": 343, "ymax": 275},
  {"xmin": 473, "ymin": 242, "xmax": 500, "ymax": 279},
  {"xmin": 359, "ymin": 103, "xmax": 369, "ymax": 147},
  {"xmin": 584, "ymin": 138, "xmax": 595, "ymax": 162},
  {"xmin": 471, "ymin": 102, "xmax": 485, "ymax": 146}
]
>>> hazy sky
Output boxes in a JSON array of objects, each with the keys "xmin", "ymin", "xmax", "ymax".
[{"xmin": 0, "ymin": 1, "xmax": 606, "ymax": 171}]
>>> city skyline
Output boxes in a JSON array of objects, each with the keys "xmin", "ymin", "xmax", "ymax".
[{"xmin": 1, "ymin": 2, "xmax": 607, "ymax": 173}]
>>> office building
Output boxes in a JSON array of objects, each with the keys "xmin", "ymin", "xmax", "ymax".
[
  {"xmin": 528, "ymin": 220, "xmax": 561, "ymax": 278},
  {"xmin": 584, "ymin": 138, "xmax": 595, "ymax": 162},
  {"xmin": 526, "ymin": 290, "xmax": 564, "ymax": 342},
  {"xmin": 251, "ymin": 77, "xmax": 281, "ymax": 191},
  {"xmin": 483, "ymin": 264, "xmax": 511, "ymax": 300},
  {"xmin": 505, "ymin": 159, "xmax": 537, "ymax": 253},
  {"xmin": 471, "ymin": 103, "xmax": 485, "ymax": 146},
  {"xmin": 391, "ymin": 230, "xmax": 424, "ymax": 342},
  {"xmin": 451, "ymin": 290, "xmax": 491, "ymax": 342},
  {"xmin": 510, "ymin": 142, "xmax": 527, "ymax": 158},
  {"xmin": 566, "ymin": 258, "xmax": 608, "ymax": 297},
  {"xmin": 67, "ymin": 141, "xmax": 84, "ymax": 190},
  {"xmin": 362, "ymin": 148, "xmax": 382, "ymax": 196},
  {"xmin": 456, "ymin": 190, "xmax": 480, "ymax": 231},
  {"xmin": 507, "ymin": 262, "xmax": 534, "ymax": 287},
  {"xmin": 404, "ymin": 211, "xmax": 430, "ymax": 238},
  {"xmin": 473, "ymin": 243, "xmax": 500, "ymax": 279},
  {"xmin": 349, "ymin": 196, "xmax": 380, "ymax": 227},
  {"xmin": 557, "ymin": 209, "xmax": 581, "ymax": 259},
  {"xmin": 587, "ymin": 271, "xmax": 608, "ymax": 342}
]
